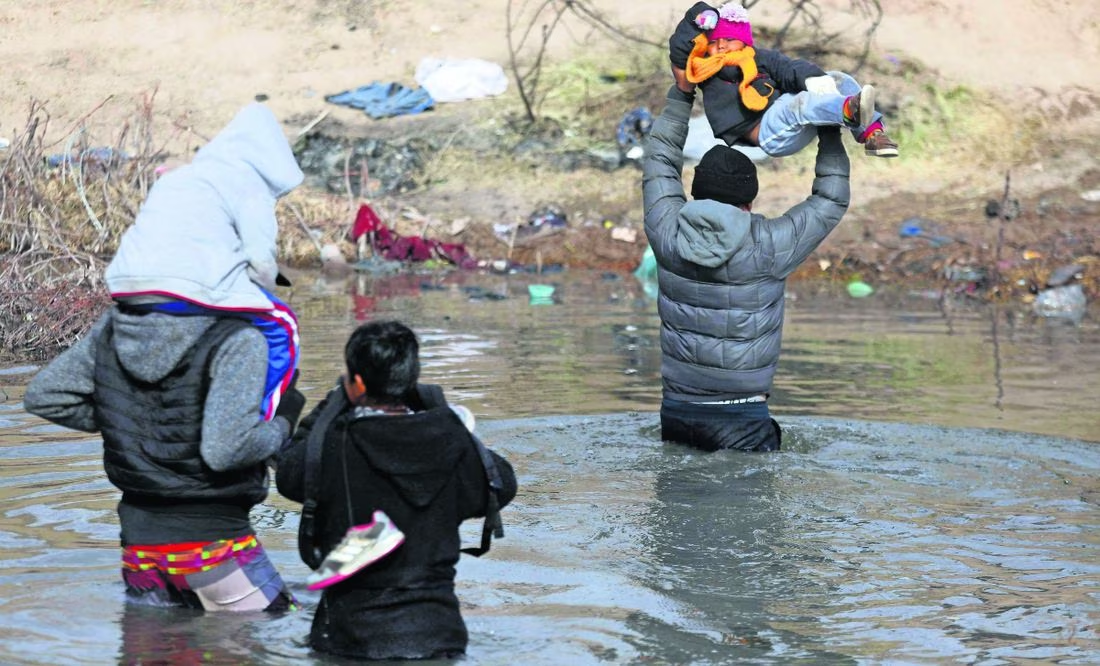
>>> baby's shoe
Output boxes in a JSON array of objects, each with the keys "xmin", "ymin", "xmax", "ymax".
[
  {"xmin": 843, "ymin": 85, "xmax": 876, "ymax": 129},
  {"xmin": 306, "ymin": 510, "xmax": 405, "ymax": 590},
  {"xmin": 864, "ymin": 129, "xmax": 899, "ymax": 158}
]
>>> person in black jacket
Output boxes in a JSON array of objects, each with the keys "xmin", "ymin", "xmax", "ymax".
[
  {"xmin": 671, "ymin": 1, "xmax": 898, "ymax": 158},
  {"xmin": 643, "ymin": 36, "xmax": 851, "ymax": 451},
  {"xmin": 275, "ymin": 320, "xmax": 518, "ymax": 661}
]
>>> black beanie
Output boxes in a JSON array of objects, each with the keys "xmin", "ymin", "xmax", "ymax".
[{"xmin": 690, "ymin": 145, "xmax": 759, "ymax": 206}]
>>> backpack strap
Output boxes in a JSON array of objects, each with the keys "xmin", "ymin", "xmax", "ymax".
[
  {"xmin": 298, "ymin": 386, "xmax": 348, "ymax": 570},
  {"xmin": 461, "ymin": 431, "xmax": 505, "ymax": 557},
  {"xmin": 415, "ymin": 384, "xmax": 504, "ymax": 557}
]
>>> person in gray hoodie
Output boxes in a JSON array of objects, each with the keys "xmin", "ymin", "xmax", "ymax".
[
  {"xmin": 105, "ymin": 102, "xmax": 305, "ymax": 422},
  {"xmin": 642, "ymin": 63, "xmax": 850, "ymax": 452},
  {"xmin": 22, "ymin": 105, "xmax": 310, "ymax": 612}
]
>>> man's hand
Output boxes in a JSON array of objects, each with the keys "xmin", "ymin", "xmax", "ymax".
[
  {"xmin": 274, "ymin": 370, "xmax": 306, "ymax": 430},
  {"xmin": 672, "ymin": 65, "xmax": 695, "ymax": 94}
]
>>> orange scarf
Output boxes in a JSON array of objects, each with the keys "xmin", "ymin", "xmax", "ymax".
[{"xmin": 684, "ymin": 33, "xmax": 772, "ymax": 111}]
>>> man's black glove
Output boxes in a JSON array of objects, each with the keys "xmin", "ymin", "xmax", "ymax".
[
  {"xmin": 669, "ymin": 2, "xmax": 718, "ymax": 69},
  {"xmin": 274, "ymin": 370, "xmax": 306, "ymax": 430}
]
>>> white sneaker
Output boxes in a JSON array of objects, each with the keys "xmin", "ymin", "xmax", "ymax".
[{"xmin": 306, "ymin": 510, "xmax": 405, "ymax": 590}]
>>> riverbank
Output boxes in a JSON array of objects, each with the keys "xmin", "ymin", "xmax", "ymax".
[{"xmin": 2, "ymin": 1, "xmax": 1098, "ymax": 362}]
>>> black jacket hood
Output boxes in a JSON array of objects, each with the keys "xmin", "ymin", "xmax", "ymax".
[{"xmin": 347, "ymin": 407, "xmax": 474, "ymax": 508}]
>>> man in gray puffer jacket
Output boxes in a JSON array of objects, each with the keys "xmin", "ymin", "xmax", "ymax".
[{"xmin": 642, "ymin": 64, "xmax": 850, "ymax": 452}]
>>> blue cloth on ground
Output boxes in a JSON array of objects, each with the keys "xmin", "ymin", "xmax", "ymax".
[
  {"xmin": 616, "ymin": 108, "xmax": 653, "ymax": 150},
  {"xmin": 325, "ymin": 83, "xmax": 434, "ymax": 119}
]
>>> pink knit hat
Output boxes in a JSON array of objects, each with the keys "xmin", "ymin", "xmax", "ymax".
[{"xmin": 708, "ymin": 3, "xmax": 753, "ymax": 46}]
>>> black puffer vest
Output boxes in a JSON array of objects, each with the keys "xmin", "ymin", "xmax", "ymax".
[{"xmin": 93, "ymin": 316, "xmax": 267, "ymax": 506}]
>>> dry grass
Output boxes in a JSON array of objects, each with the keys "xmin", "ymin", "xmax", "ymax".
[{"xmin": 0, "ymin": 93, "xmax": 172, "ymax": 360}]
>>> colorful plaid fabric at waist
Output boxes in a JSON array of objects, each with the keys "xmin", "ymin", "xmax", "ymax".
[{"xmin": 122, "ymin": 535, "xmax": 259, "ymax": 576}]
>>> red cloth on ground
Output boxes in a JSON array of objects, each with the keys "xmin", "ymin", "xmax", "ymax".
[{"xmin": 349, "ymin": 204, "xmax": 477, "ymax": 269}]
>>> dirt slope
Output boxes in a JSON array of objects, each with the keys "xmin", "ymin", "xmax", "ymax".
[{"xmin": 2, "ymin": 1, "xmax": 1098, "ymax": 290}]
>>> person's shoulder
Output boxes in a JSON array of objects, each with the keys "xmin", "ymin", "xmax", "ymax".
[{"xmin": 220, "ymin": 320, "xmax": 267, "ymax": 351}]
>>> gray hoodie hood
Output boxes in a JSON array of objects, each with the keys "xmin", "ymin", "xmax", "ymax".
[
  {"xmin": 675, "ymin": 200, "xmax": 752, "ymax": 267},
  {"xmin": 110, "ymin": 311, "xmax": 218, "ymax": 383},
  {"xmin": 191, "ymin": 102, "xmax": 304, "ymax": 198},
  {"xmin": 104, "ymin": 103, "xmax": 303, "ymax": 311}
]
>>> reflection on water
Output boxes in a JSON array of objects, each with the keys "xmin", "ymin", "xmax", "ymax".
[
  {"xmin": 2, "ymin": 412, "xmax": 1096, "ymax": 664},
  {"xmin": 0, "ymin": 269, "xmax": 1098, "ymax": 664},
  {"xmin": 279, "ymin": 270, "xmax": 1098, "ymax": 443}
]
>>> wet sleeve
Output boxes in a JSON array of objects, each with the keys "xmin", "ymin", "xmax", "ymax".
[
  {"xmin": 274, "ymin": 391, "xmax": 333, "ymax": 504},
  {"xmin": 22, "ymin": 313, "xmax": 110, "ymax": 433},
  {"xmin": 200, "ymin": 326, "xmax": 290, "ymax": 472},
  {"xmin": 766, "ymin": 128, "xmax": 850, "ymax": 278},
  {"xmin": 642, "ymin": 86, "xmax": 694, "ymax": 266}
]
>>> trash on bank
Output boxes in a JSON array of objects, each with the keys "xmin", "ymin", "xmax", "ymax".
[
  {"xmin": 1032, "ymin": 283, "xmax": 1086, "ymax": 321},
  {"xmin": 944, "ymin": 265, "xmax": 987, "ymax": 288},
  {"xmin": 846, "ymin": 280, "xmax": 874, "ymax": 298},
  {"xmin": 349, "ymin": 203, "xmax": 476, "ymax": 269},
  {"xmin": 528, "ymin": 284, "xmax": 555, "ymax": 305},
  {"xmin": 1045, "ymin": 262, "xmax": 1086, "ymax": 288},
  {"xmin": 615, "ymin": 108, "xmax": 652, "ymax": 160},
  {"xmin": 294, "ymin": 133, "xmax": 426, "ymax": 197},
  {"xmin": 463, "ymin": 285, "xmax": 508, "ymax": 301},
  {"xmin": 414, "ymin": 58, "xmax": 507, "ymax": 103},
  {"xmin": 325, "ymin": 82, "xmax": 434, "ymax": 119},
  {"xmin": 633, "ymin": 246, "xmax": 658, "ymax": 299},
  {"xmin": 496, "ymin": 205, "xmax": 569, "ymax": 247},
  {"xmin": 610, "ymin": 226, "xmax": 637, "ymax": 243},
  {"xmin": 898, "ymin": 217, "xmax": 953, "ymax": 247},
  {"xmin": 46, "ymin": 146, "xmax": 127, "ymax": 169}
]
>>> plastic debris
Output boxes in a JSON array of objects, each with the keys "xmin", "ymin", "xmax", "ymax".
[
  {"xmin": 1045, "ymin": 263, "xmax": 1085, "ymax": 288},
  {"xmin": 615, "ymin": 108, "xmax": 653, "ymax": 156},
  {"xmin": 1032, "ymin": 283, "xmax": 1086, "ymax": 321},
  {"xmin": 46, "ymin": 146, "xmax": 127, "ymax": 168},
  {"xmin": 846, "ymin": 280, "xmax": 874, "ymax": 298},
  {"xmin": 414, "ymin": 58, "xmax": 507, "ymax": 103},
  {"xmin": 633, "ymin": 246, "xmax": 658, "ymax": 299},
  {"xmin": 295, "ymin": 133, "xmax": 425, "ymax": 196},
  {"xmin": 610, "ymin": 227, "xmax": 637, "ymax": 243},
  {"xmin": 898, "ymin": 217, "xmax": 953, "ymax": 247},
  {"xmin": 528, "ymin": 284, "xmax": 555, "ymax": 305},
  {"xmin": 944, "ymin": 265, "xmax": 987, "ymax": 285}
]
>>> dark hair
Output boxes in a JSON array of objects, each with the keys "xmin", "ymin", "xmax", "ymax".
[{"xmin": 344, "ymin": 320, "xmax": 420, "ymax": 402}]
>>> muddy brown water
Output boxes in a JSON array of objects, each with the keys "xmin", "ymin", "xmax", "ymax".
[{"xmin": 0, "ymin": 269, "xmax": 1097, "ymax": 664}]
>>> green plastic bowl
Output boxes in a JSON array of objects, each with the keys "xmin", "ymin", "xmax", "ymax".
[{"xmin": 528, "ymin": 284, "xmax": 555, "ymax": 300}]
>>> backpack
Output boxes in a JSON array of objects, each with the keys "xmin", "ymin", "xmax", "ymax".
[
  {"xmin": 297, "ymin": 383, "xmax": 504, "ymax": 569},
  {"xmin": 415, "ymin": 384, "xmax": 505, "ymax": 557}
]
